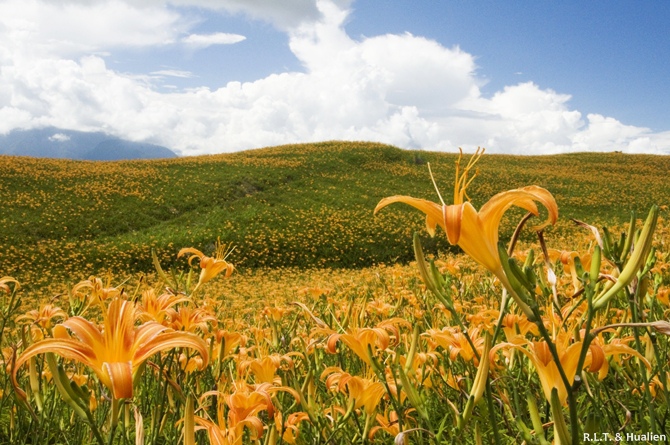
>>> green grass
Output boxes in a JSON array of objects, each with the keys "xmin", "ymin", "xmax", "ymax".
[{"xmin": 1, "ymin": 141, "xmax": 668, "ymax": 289}]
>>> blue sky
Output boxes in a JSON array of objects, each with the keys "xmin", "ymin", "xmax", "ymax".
[
  {"xmin": 1, "ymin": 0, "xmax": 669, "ymax": 155},
  {"xmin": 347, "ymin": 1, "xmax": 670, "ymax": 131}
]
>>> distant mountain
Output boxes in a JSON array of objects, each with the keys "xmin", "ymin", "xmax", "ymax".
[{"xmin": 0, "ymin": 127, "xmax": 177, "ymax": 160}]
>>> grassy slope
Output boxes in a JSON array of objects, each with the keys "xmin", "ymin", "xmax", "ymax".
[{"xmin": 1, "ymin": 141, "xmax": 668, "ymax": 289}]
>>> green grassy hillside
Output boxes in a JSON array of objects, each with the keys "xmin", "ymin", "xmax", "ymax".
[{"xmin": 1, "ymin": 141, "xmax": 668, "ymax": 288}]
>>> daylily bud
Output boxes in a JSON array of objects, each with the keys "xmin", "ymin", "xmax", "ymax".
[
  {"xmin": 28, "ymin": 357, "xmax": 43, "ymax": 412},
  {"xmin": 460, "ymin": 334, "xmax": 491, "ymax": 428},
  {"xmin": 183, "ymin": 394, "xmax": 195, "ymax": 445},
  {"xmin": 413, "ymin": 233, "xmax": 441, "ymax": 298},
  {"xmin": 499, "ymin": 245, "xmax": 536, "ymax": 320},
  {"xmin": 550, "ymin": 388, "xmax": 572, "ymax": 445},
  {"xmin": 523, "ymin": 249, "xmax": 535, "ymax": 269},
  {"xmin": 584, "ymin": 411, "xmax": 602, "ymax": 437},
  {"xmin": 594, "ymin": 206, "xmax": 658, "ymax": 310},
  {"xmin": 509, "ymin": 257, "xmax": 534, "ymax": 294},
  {"xmin": 470, "ymin": 333, "xmax": 491, "ymax": 404},
  {"xmin": 397, "ymin": 365, "xmax": 429, "ymax": 422},
  {"xmin": 602, "ymin": 226, "xmax": 614, "ymax": 260},
  {"xmin": 570, "ymin": 257, "xmax": 584, "ymax": 284},
  {"xmin": 413, "ymin": 233, "xmax": 453, "ymax": 309},
  {"xmin": 620, "ymin": 211, "xmax": 636, "ymax": 264},
  {"xmin": 590, "ymin": 245, "xmax": 601, "ymax": 285},
  {"xmin": 403, "ymin": 325, "xmax": 420, "ymax": 375}
]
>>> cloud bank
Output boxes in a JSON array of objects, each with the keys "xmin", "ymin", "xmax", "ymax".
[{"xmin": 0, "ymin": 0, "xmax": 668, "ymax": 155}]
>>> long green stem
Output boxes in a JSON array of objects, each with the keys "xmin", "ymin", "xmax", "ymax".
[
  {"xmin": 108, "ymin": 397, "xmax": 120, "ymax": 445},
  {"xmin": 627, "ymin": 283, "xmax": 658, "ymax": 439}
]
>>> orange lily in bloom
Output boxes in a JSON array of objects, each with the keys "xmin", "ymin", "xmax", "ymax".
[
  {"xmin": 16, "ymin": 304, "xmax": 67, "ymax": 330},
  {"xmin": 490, "ymin": 331, "xmax": 648, "ymax": 405},
  {"xmin": 322, "ymin": 367, "xmax": 386, "ymax": 416},
  {"xmin": 369, "ymin": 410, "xmax": 415, "ymax": 441},
  {"xmin": 500, "ymin": 313, "xmax": 539, "ymax": 342},
  {"xmin": 548, "ymin": 249, "xmax": 593, "ymax": 294},
  {"xmin": 213, "ymin": 330, "xmax": 246, "ymax": 361},
  {"xmin": 72, "ymin": 276, "xmax": 122, "ymax": 301},
  {"xmin": 326, "ymin": 318, "xmax": 408, "ymax": 365},
  {"xmin": 0, "ymin": 276, "xmax": 19, "ymax": 293},
  {"xmin": 375, "ymin": 148, "xmax": 558, "ymax": 318},
  {"xmin": 491, "ymin": 336, "xmax": 587, "ymax": 406},
  {"xmin": 424, "ymin": 326, "xmax": 486, "ymax": 364},
  {"xmin": 135, "ymin": 289, "xmax": 190, "ymax": 324},
  {"xmin": 327, "ymin": 327, "xmax": 390, "ymax": 366},
  {"xmin": 240, "ymin": 352, "xmax": 298, "ymax": 384},
  {"xmin": 167, "ymin": 305, "xmax": 217, "ymax": 334},
  {"xmin": 276, "ymin": 411, "xmax": 311, "ymax": 444},
  {"xmin": 13, "ymin": 298, "xmax": 208, "ymax": 400},
  {"xmin": 178, "ymin": 239, "xmax": 235, "ymax": 293},
  {"xmin": 195, "ymin": 382, "xmax": 299, "ymax": 445}
]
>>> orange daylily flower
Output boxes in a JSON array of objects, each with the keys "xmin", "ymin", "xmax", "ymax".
[
  {"xmin": 213, "ymin": 330, "xmax": 246, "ymax": 361},
  {"xmin": 500, "ymin": 313, "xmax": 539, "ymax": 342},
  {"xmin": 0, "ymin": 276, "xmax": 19, "ymax": 293},
  {"xmin": 13, "ymin": 298, "xmax": 209, "ymax": 400},
  {"xmin": 240, "ymin": 352, "xmax": 298, "ymax": 384},
  {"xmin": 135, "ymin": 289, "xmax": 190, "ymax": 324},
  {"xmin": 322, "ymin": 367, "xmax": 386, "ymax": 416},
  {"xmin": 490, "ymin": 331, "xmax": 649, "ymax": 405},
  {"xmin": 326, "ymin": 327, "xmax": 390, "ymax": 366},
  {"xmin": 548, "ymin": 249, "xmax": 593, "ymax": 294},
  {"xmin": 195, "ymin": 381, "xmax": 299, "ymax": 445},
  {"xmin": 72, "ymin": 276, "xmax": 122, "ymax": 302},
  {"xmin": 167, "ymin": 305, "xmax": 217, "ymax": 334},
  {"xmin": 178, "ymin": 239, "xmax": 235, "ymax": 293},
  {"xmin": 369, "ymin": 410, "xmax": 415, "ymax": 441},
  {"xmin": 16, "ymin": 304, "xmax": 67, "ymax": 330},
  {"xmin": 375, "ymin": 148, "xmax": 558, "ymax": 318},
  {"xmin": 276, "ymin": 411, "xmax": 311, "ymax": 444},
  {"xmin": 424, "ymin": 326, "xmax": 485, "ymax": 363}
]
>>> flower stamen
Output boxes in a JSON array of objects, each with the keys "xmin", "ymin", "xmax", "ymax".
[{"xmin": 454, "ymin": 147, "xmax": 484, "ymax": 204}]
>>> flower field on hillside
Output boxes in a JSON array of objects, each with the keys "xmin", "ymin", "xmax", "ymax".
[{"xmin": 1, "ymin": 148, "xmax": 669, "ymax": 444}]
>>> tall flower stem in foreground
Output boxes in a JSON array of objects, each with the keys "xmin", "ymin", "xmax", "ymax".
[{"xmin": 379, "ymin": 148, "xmax": 558, "ymax": 441}]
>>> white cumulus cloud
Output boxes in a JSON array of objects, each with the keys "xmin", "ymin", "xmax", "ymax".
[
  {"xmin": 0, "ymin": 0, "xmax": 185, "ymax": 57},
  {"xmin": 0, "ymin": 0, "xmax": 668, "ymax": 156}
]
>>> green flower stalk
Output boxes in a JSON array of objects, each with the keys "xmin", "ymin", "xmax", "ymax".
[{"xmin": 593, "ymin": 205, "xmax": 658, "ymax": 310}]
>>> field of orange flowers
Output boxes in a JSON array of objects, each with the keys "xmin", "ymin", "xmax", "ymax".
[
  {"xmin": 1, "ymin": 145, "xmax": 669, "ymax": 444},
  {"xmin": 2, "ymin": 142, "xmax": 669, "ymax": 290}
]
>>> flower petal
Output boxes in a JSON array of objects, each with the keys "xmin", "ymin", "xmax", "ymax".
[
  {"xmin": 62, "ymin": 317, "xmax": 104, "ymax": 350},
  {"xmin": 133, "ymin": 331, "xmax": 209, "ymax": 369},
  {"xmin": 177, "ymin": 248, "xmax": 205, "ymax": 259},
  {"xmin": 479, "ymin": 186, "xmax": 558, "ymax": 234},
  {"xmin": 104, "ymin": 361, "xmax": 133, "ymax": 399},
  {"xmin": 374, "ymin": 196, "xmax": 445, "ymax": 237},
  {"xmin": 443, "ymin": 204, "xmax": 464, "ymax": 244}
]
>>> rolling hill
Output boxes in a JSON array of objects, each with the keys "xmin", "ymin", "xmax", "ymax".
[{"xmin": 1, "ymin": 141, "xmax": 668, "ymax": 290}]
